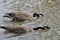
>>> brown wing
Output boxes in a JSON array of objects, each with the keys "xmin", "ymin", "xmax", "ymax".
[
  {"xmin": 4, "ymin": 25, "xmax": 28, "ymax": 34},
  {"xmin": 15, "ymin": 11, "xmax": 34, "ymax": 21}
]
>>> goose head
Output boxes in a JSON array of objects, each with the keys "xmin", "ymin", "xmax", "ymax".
[
  {"xmin": 44, "ymin": 26, "xmax": 50, "ymax": 30},
  {"xmin": 33, "ymin": 13, "xmax": 44, "ymax": 19}
]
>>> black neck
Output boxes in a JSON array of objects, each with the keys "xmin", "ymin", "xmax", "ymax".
[
  {"xmin": 33, "ymin": 27, "xmax": 45, "ymax": 30},
  {"xmin": 33, "ymin": 13, "xmax": 40, "ymax": 17}
]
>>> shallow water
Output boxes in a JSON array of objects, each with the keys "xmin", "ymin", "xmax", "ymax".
[{"xmin": 0, "ymin": 0, "xmax": 60, "ymax": 40}]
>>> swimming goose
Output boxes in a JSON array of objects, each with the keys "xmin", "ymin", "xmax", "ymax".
[
  {"xmin": 3, "ymin": 11, "xmax": 44, "ymax": 22},
  {"xmin": 0, "ymin": 25, "xmax": 50, "ymax": 34}
]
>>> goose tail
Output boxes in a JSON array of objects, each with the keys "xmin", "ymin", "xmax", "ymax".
[{"xmin": 0, "ymin": 26, "xmax": 6, "ymax": 29}]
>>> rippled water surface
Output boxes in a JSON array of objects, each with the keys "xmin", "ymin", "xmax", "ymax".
[{"xmin": 0, "ymin": 0, "xmax": 60, "ymax": 40}]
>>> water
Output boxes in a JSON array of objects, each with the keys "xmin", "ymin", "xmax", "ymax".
[{"xmin": 0, "ymin": 0, "xmax": 60, "ymax": 40}]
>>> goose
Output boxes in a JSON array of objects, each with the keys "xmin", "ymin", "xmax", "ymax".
[
  {"xmin": 3, "ymin": 11, "xmax": 44, "ymax": 22},
  {"xmin": 0, "ymin": 24, "xmax": 50, "ymax": 34}
]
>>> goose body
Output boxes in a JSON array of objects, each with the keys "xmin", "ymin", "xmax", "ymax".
[
  {"xmin": 3, "ymin": 11, "xmax": 44, "ymax": 22},
  {"xmin": 0, "ymin": 24, "xmax": 32, "ymax": 34}
]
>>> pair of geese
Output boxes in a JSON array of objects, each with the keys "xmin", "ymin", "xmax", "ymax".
[{"xmin": 0, "ymin": 11, "xmax": 50, "ymax": 34}]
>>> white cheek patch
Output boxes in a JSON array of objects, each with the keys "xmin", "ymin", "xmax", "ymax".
[
  {"xmin": 33, "ymin": 17, "xmax": 37, "ymax": 19},
  {"xmin": 40, "ymin": 15, "xmax": 42, "ymax": 17}
]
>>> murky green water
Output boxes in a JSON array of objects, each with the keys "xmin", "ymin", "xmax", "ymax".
[{"xmin": 0, "ymin": 0, "xmax": 60, "ymax": 40}]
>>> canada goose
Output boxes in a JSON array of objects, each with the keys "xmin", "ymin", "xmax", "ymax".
[
  {"xmin": 3, "ymin": 11, "xmax": 44, "ymax": 22},
  {"xmin": 0, "ymin": 25, "xmax": 50, "ymax": 34}
]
